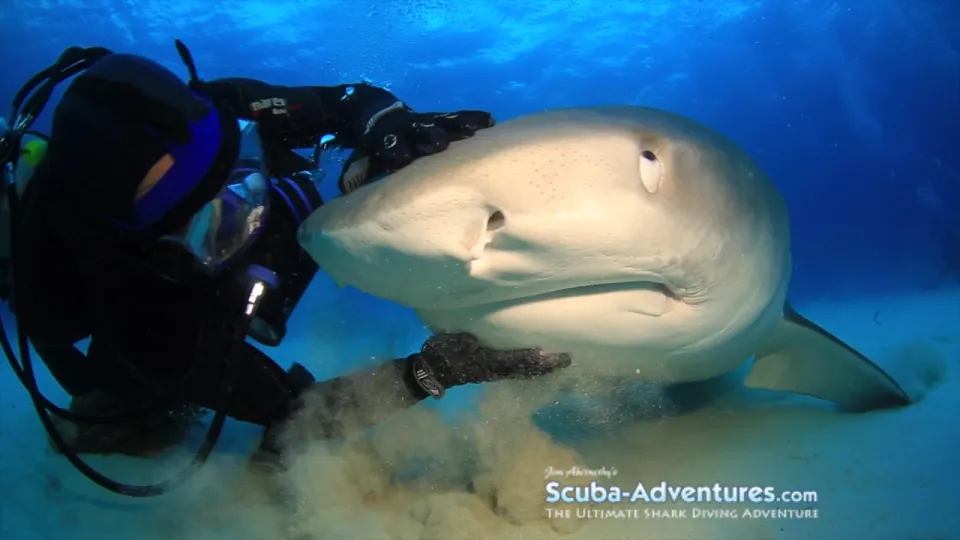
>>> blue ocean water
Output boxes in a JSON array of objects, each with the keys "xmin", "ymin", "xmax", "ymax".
[{"xmin": 0, "ymin": 2, "xmax": 958, "ymax": 539}]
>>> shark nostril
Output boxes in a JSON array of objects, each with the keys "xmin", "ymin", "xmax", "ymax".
[
  {"xmin": 487, "ymin": 210, "xmax": 506, "ymax": 231},
  {"xmin": 467, "ymin": 210, "xmax": 506, "ymax": 265}
]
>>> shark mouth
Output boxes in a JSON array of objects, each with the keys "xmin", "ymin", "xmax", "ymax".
[{"xmin": 448, "ymin": 280, "xmax": 683, "ymax": 316}]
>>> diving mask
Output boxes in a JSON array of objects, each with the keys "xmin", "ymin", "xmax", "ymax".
[{"xmin": 158, "ymin": 121, "xmax": 270, "ymax": 275}]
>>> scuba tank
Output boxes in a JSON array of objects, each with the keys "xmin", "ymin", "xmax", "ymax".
[{"xmin": 0, "ymin": 123, "xmax": 48, "ymax": 301}]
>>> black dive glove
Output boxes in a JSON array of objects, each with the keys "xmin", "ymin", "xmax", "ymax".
[
  {"xmin": 360, "ymin": 107, "xmax": 495, "ymax": 171},
  {"xmin": 339, "ymin": 110, "xmax": 495, "ymax": 195},
  {"xmin": 409, "ymin": 333, "xmax": 572, "ymax": 399},
  {"xmin": 336, "ymin": 84, "xmax": 496, "ymax": 194}
]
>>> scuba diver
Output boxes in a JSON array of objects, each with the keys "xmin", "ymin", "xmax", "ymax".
[{"xmin": 0, "ymin": 42, "xmax": 572, "ymax": 498}]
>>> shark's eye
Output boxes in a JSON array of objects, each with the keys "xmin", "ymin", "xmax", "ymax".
[{"xmin": 639, "ymin": 150, "xmax": 662, "ymax": 194}]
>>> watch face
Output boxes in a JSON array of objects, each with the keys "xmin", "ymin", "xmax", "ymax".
[{"xmin": 412, "ymin": 357, "xmax": 445, "ymax": 399}]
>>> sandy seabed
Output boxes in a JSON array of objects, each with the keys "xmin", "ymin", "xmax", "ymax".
[{"xmin": 1, "ymin": 286, "xmax": 957, "ymax": 540}]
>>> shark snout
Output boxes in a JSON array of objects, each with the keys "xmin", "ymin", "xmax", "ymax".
[
  {"xmin": 371, "ymin": 186, "xmax": 510, "ymax": 265},
  {"xmin": 300, "ymin": 183, "xmax": 530, "ymax": 308}
]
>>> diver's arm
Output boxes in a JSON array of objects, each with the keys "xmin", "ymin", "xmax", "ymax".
[
  {"xmin": 288, "ymin": 333, "xmax": 572, "ymax": 440},
  {"xmin": 288, "ymin": 358, "xmax": 429, "ymax": 440},
  {"xmin": 197, "ymin": 77, "xmax": 401, "ymax": 149}
]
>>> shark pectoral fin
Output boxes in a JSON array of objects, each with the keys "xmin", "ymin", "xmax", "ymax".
[{"xmin": 744, "ymin": 303, "xmax": 911, "ymax": 412}]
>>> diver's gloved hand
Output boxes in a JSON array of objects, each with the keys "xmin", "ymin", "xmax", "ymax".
[
  {"xmin": 409, "ymin": 333, "xmax": 572, "ymax": 399},
  {"xmin": 337, "ymin": 105, "xmax": 495, "ymax": 194},
  {"xmin": 339, "ymin": 107, "xmax": 494, "ymax": 195},
  {"xmin": 358, "ymin": 104, "xmax": 493, "ymax": 169},
  {"xmin": 334, "ymin": 84, "xmax": 495, "ymax": 194}
]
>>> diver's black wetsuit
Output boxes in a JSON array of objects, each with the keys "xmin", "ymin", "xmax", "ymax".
[{"xmin": 22, "ymin": 78, "xmax": 534, "ymax": 441}]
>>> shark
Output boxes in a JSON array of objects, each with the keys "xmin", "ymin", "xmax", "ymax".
[{"xmin": 297, "ymin": 106, "xmax": 911, "ymax": 412}]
